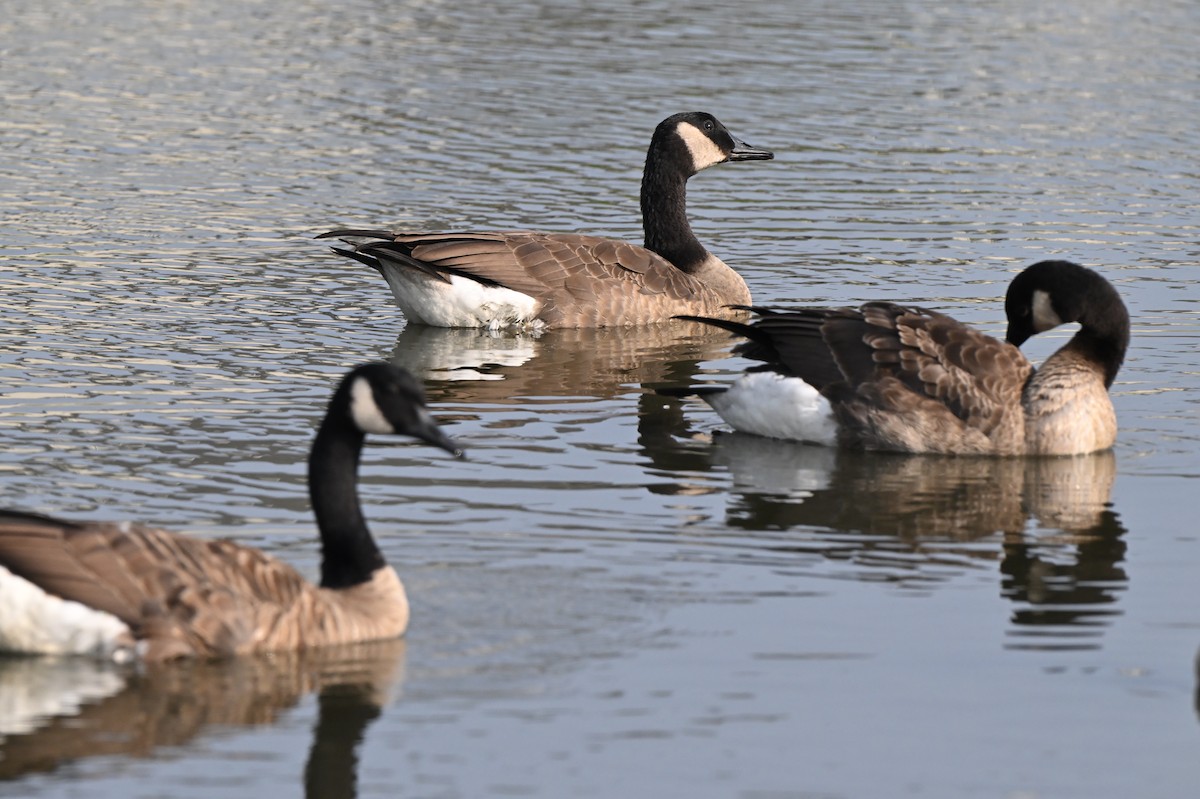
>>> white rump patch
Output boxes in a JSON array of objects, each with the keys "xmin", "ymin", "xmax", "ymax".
[
  {"xmin": 1031, "ymin": 289, "xmax": 1063, "ymax": 332},
  {"xmin": 349, "ymin": 376, "xmax": 394, "ymax": 434},
  {"xmin": 676, "ymin": 121, "xmax": 729, "ymax": 172},
  {"xmin": 703, "ymin": 371, "xmax": 838, "ymax": 447},
  {"xmin": 0, "ymin": 565, "xmax": 133, "ymax": 660},
  {"xmin": 376, "ymin": 262, "xmax": 542, "ymax": 328}
]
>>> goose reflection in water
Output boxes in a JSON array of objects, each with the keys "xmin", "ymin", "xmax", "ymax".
[
  {"xmin": 388, "ymin": 322, "xmax": 737, "ymax": 403},
  {"xmin": 388, "ymin": 322, "xmax": 737, "ymax": 484},
  {"xmin": 701, "ymin": 433, "xmax": 1127, "ymax": 651},
  {"xmin": 0, "ymin": 638, "xmax": 406, "ymax": 795},
  {"xmin": 387, "ymin": 323, "xmax": 1129, "ymax": 653}
]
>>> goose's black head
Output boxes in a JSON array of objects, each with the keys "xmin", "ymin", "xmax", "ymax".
[
  {"xmin": 339, "ymin": 362, "xmax": 463, "ymax": 457},
  {"xmin": 1004, "ymin": 261, "xmax": 1127, "ymax": 345},
  {"xmin": 650, "ymin": 112, "xmax": 774, "ymax": 177},
  {"xmin": 1004, "ymin": 260, "xmax": 1130, "ymax": 386}
]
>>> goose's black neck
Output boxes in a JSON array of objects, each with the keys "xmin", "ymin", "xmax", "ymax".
[
  {"xmin": 641, "ymin": 146, "xmax": 708, "ymax": 272},
  {"xmin": 1072, "ymin": 308, "xmax": 1130, "ymax": 389},
  {"xmin": 309, "ymin": 410, "xmax": 385, "ymax": 589}
]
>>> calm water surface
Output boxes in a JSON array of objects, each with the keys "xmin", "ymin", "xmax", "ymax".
[{"xmin": 1, "ymin": 0, "xmax": 1198, "ymax": 797}]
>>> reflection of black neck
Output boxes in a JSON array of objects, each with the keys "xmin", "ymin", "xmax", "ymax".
[
  {"xmin": 999, "ymin": 509, "xmax": 1128, "ymax": 649},
  {"xmin": 309, "ymin": 409, "xmax": 386, "ymax": 589},
  {"xmin": 1194, "ymin": 653, "xmax": 1200, "ymax": 725},
  {"xmin": 304, "ymin": 684, "xmax": 384, "ymax": 799}
]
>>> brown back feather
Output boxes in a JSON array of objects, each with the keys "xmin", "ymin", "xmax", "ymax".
[
  {"xmin": 885, "ymin": 307, "xmax": 1032, "ymax": 434},
  {"xmin": 726, "ymin": 303, "xmax": 1034, "ymax": 441},
  {"xmin": 366, "ymin": 232, "xmax": 708, "ymax": 304},
  {"xmin": 0, "ymin": 511, "xmax": 316, "ymax": 659},
  {"xmin": 0, "ymin": 512, "xmax": 150, "ymax": 625}
]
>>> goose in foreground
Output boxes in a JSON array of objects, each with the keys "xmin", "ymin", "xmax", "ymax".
[
  {"xmin": 0, "ymin": 363, "xmax": 462, "ymax": 662},
  {"xmin": 318, "ymin": 111, "xmax": 774, "ymax": 329},
  {"xmin": 663, "ymin": 261, "xmax": 1129, "ymax": 456}
]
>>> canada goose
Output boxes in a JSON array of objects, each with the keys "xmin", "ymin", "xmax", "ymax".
[
  {"xmin": 664, "ymin": 261, "xmax": 1129, "ymax": 456},
  {"xmin": 0, "ymin": 363, "xmax": 462, "ymax": 661},
  {"xmin": 317, "ymin": 111, "xmax": 774, "ymax": 329}
]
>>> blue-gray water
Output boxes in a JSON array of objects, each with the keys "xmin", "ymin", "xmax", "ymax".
[{"xmin": 1, "ymin": 0, "xmax": 1198, "ymax": 797}]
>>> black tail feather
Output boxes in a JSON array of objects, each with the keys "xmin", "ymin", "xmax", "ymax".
[
  {"xmin": 327, "ymin": 246, "xmax": 385, "ymax": 274},
  {"xmin": 358, "ymin": 241, "xmax": 483, "ymax": 285},
  {"xmin": 314, "ymin": 229, "xmax": 395, "ymax": 241},
  {"xmin": 673, "ymin": 314, "xmax": 767, "ymax": 343}
]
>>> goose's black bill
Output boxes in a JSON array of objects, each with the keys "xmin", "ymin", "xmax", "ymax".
[
  {"xmin": 413, "ymin": 420, "xmax": 465, "ymax": 459},
  {"xmin": 729, "ymin": 138, "xmax": 774, "ymax": 161}
]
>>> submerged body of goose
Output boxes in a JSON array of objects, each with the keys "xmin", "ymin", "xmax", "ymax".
[
  {"xmin": 0, "ymin": 363, "xmax": 462, "ymax": 662},
  {"xmin": 665, "ymin": 261, "xmax": 1129, "ymax": 456},
  {"xmin": 318, "ymin": 111, "xmax": 773, "ymax": 329}
]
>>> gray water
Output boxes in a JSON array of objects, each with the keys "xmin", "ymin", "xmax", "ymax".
[{"xmin": 1, "ymin": 0, "xmax": 1198, "ymax": 796}]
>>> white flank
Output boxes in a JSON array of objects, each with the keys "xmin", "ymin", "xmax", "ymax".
[
  {"xmin": 675, "ymin": 121, "xmax": 728, "ymax": 171},
  {"xmin": 0, "ymin": 565, "xmax": 132, "ymax": 660},
  {"xmin": 377, "ymin": 263, "xmax": 542, "ymax": 328},
  {"xmin": 349, "ymin": 376, "xmax": 394, "ymax": 434},
  {"xmin": 1031, "ymin": 289, "xmax": 1063, "ymax": 332},
  {"xmin": 703, "ymin": 371, "xmax": 838, "ymax": 447}
]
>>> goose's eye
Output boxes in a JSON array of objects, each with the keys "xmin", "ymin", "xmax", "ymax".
[{"xmin": 703, "ymin": 119, "xmax": 715, "ymax": 132}]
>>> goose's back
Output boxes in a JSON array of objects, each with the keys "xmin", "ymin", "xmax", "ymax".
[
  {"xmin": 367, "ymin": 231, "xmax": 752, "ymax": 327},
  {"xmin": 0, "ymin": 512, "xmax": 408, "ymax": 660},
  {"xmin": 737, "ymin": 304, "xmax": 1034, "ymax": 454},
  {"xmin": 832, "ymin": 305, "xmax": 1033, "ymax": 454}
]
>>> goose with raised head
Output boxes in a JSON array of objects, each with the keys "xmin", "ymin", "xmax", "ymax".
[
  {"xmin": 0, "ymin": 363, "xmax": 462, "ymax": 661},
  {"xmin": 318, "ymin": 112, "xmax": 774, "ymax": 329},
  {"xmin": 664, "ymin": 261, "xmax": 1129, "ymax": 456}
]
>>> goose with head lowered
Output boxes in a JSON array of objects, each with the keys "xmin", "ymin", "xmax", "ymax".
[
  {"xmin": 0, "ymin": 362, "xmax": 463, "ymax": 662},
  {"xmin": 317, "ymin": 111, "xmax": 774, "ymax": 329},
  {"xmin": 663, "ymin": 261, "xmax": 1129, "ymax": 456}
]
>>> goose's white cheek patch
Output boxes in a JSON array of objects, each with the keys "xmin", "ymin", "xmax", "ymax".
[
  {"xmin": 350, "ymin": 377, "xmax": 395, "ymax": 434},
  {"xmin": 676, "ymin": 122, "xmax": 728, "ymax": 171},
  {"xmin": 1031, "ymin": 289, "xmax": 1063, "ymax": 332}
]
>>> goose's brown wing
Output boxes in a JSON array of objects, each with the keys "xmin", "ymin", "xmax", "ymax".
[
  {"xmin": 0, "ymin": 510, "xmax": 311, "ymax": 659},
  {"xmin": 835, "ymin": 303, "xmax": 1033, "ymax": 435},
  {"xmin": 713, "ymin": 303, "xmax": 1032, "ymax": 436},
  {"xmin": 0, "ymin": 511, "xmax": 155, "ymax": 624},
  {"xmin": 892, "ymin": 305, "xmax": 1031, "ymax": 434},
  {"xmin": 327, "ymin": 231, "xmax": 703, "ymax": 302}
]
